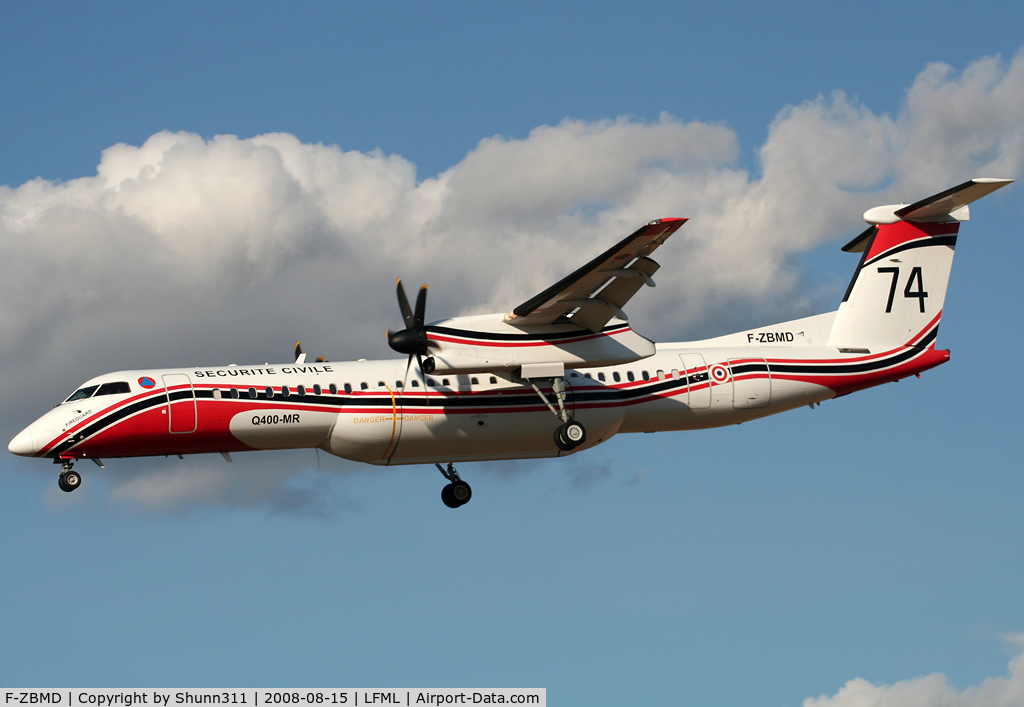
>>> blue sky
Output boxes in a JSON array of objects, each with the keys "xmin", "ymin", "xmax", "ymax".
[{"xmin": 2, "ymin": 2, "xmax": 1023, "ymax": 705}]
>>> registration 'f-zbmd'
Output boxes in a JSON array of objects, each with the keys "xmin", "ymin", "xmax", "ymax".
[{"xmin": 9, "ymin": 179, "xmax": 1013, "ymax": 507}]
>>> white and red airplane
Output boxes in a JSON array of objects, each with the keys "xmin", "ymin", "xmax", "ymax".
[{"xmin": 8, "ymin": 178, "xmax": 1013, "ymax": 507}]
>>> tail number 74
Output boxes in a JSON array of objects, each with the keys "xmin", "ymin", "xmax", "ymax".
[{"xmin": 877, "ymin": 266, "xmax": 928, "ymax": 313}]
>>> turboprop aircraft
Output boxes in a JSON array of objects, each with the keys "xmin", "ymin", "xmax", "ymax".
[{"xmin": 8, "ymin": 178, "xmax": 1013, "ymax": 507}]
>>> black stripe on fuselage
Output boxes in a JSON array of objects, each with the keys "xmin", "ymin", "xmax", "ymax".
[
  {"xmin": 863, "ymin": 235, "xmax": 957, "ymax": 267},
  {"xmin": 426, "ymin": 322, "xmax": 629, "ymax": 342},
  {"xmin": 769, "ymin": 329, "xmax": 936, "ymax": 376}
]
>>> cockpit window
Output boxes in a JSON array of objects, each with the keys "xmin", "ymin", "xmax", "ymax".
[
  {"xmin": 95, "ymin": 381, "xmax": 131, "ymax": 396},
  {"xmin": 65, "ymin": 385, "xmax": 99, "ymax": 403}
]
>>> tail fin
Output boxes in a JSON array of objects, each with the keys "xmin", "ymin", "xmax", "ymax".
[{"xmin": 827, "ymin": 178, "xmax": 1012, "ymax": 351}]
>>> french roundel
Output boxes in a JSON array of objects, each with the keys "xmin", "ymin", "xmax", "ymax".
[
  {"xmin": 138, "ymin": 376, "xmax": 156, "ymax": 389},
  {"xmin": 709, "ymin": 365, "xmax": 731, "ymax": 384}
]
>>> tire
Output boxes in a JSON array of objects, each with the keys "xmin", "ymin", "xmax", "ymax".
[
  {"xmin": 563, "ymin": 420, "xmax": 586, "ymax": 447},
  {"xmin": 554, "ymin": 425, "xmax": 574, "ymax": 451},
  {"xmin": 451, "ymin": 480, "xmax": 472, "ymax": 505},
  {"xmin": 441, "ymin": 483, "xmax": 460, "ymax": 508},
  {"xmin": 60, "ymin": 471, "xmax": 81, "ymax": 492}
]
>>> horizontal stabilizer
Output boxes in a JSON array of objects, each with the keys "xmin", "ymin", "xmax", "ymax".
[{"xmin": 863, "ymin": 178, "xmax": 1013, "ymax": 226}]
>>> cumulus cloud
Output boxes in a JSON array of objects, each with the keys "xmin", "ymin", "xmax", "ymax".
[
  {"xmin": 803, "ymin": 652, "xmax": 1024, "ymax": 707},
  {"xmin": 105, "ymin": 453, "xmax": 363, "ymax": 517},
  {"xmin": 2, "ymin": 50, "xmax": 1023, "ymax": 512}
]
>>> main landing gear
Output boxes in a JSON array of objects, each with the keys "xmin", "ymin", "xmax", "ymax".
[
  {"xmin": 436, "ymin": 462, "xmax": 472, "ymax": 508},
  {"xmin": 554, "ymin": 419, "xmax": 586, "ymax": 451},
  {"xmin": 528, "ymin": 376, "xmax": 586, "ymax": 452},
  {"xmin": 56, "ymin": 459, "xmax": 81, "ymax": 493}
]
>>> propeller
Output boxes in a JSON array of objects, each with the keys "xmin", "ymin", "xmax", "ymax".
[
  {"xmin": 387, "ymin": 279, "xmax": 436, "ymax": 376},
  {"xmin": 294, "ymin": 341, "xmax": 327, "ymax": 363}
]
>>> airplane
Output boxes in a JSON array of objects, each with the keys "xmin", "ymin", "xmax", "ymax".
[{"xmin": 8, "ymin": 178, "xmax": 1013, "ymax": 507}]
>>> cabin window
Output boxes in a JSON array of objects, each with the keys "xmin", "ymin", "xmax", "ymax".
[
  {"xmin": 313, "ymin": 384, "xmax": 322, "ymax": 395},
  {"xmin": 378, "ymin": 381, "xmax": 386, "ymax": 388},
  {"xmin": 442, "ymin": 378, "xmax": 450, "ymax": 386},
  {"xmin": 65, "ymin": 385, "xmax": 99, "ymax": 403},
  {"xmin": 395, "ymin": 381, "xmax": 403, "ymax": 388},
  {"xmin": 642, "ymin": 371, "xmax": 650, "ymax": 381},
  {"xmin": 230, "ymin": 388, "xmax": 239, "ymax": 399},
  {"xmin": 248, "ymin": 387, "xmax": 257, "ymax": 399},
  {"xmin": 297, "ymin": 385, "xmax": 306, "ymax": 396},
  {"xmin": 612, "ymin": 372, "xmax": 621, "ymax": 382},
  {"xmin": 569, "ymin": 372, "xmax": 578, "ymax": 378},
  {"xmin": 584, "ymin": 372, "xmax": 592, "ymax": 379},
  {"xmin": 471, "ymin": 377, "xmax": 479, "ymax": 385},
  {"xmin": 489, "ymin": 376, "xmax": 497, "ymax": 384},
  {"xmin": 96, "ymin": 381, "xmax": 131, "ymax": 396},
  {"xmin": 427, "ymin": 379, "xmax": 437, "ymax": 387},
  {"xmin": 411, "ymin": 380, "xmax": 420, "ymax": 387},
  {"xmin": 281, "ymin": 386, "xmax": 290, "ymax": 398},
  {"xmin": 656, "ymin": 370, "xmax": 665, "ymax": 381},
  {"xmin": 627, "ymin": 371, "xmax": 635, "ymax": 382},
  {"xmin": 671, "ymin": 369, "xmax": 680, "ymax": 380},
  {"xmin": 342, "ymin": 383, "xmax": 351, "ymax": 394},
  {"xmin": 598, "ymin": 372, "xmax": 606, "ymax": 382},
  {"xmin": 360, "ymin": 382, "xmax": 368, "ymax": 390},
  {"xmin": 265, "ymin": 386, "xmax": 274, "ymax": 398},
  {"xmin": 212, "ymin": 389, "xmax": 222, "ymax": 400}
]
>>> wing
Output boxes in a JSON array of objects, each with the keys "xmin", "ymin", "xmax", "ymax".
[{"xmin": 504, "ymin": 218, "xmax": 688, "ymax": 332}]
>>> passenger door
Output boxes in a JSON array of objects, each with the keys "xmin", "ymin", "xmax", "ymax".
[{"xmin": 162, "ymin": 373, "xmax": 197, "ymax": 433}]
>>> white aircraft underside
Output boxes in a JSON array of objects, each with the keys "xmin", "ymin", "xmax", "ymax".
[{"xmin": 8, "ymin": 179, "xmax": 1012, "ymax": 507}]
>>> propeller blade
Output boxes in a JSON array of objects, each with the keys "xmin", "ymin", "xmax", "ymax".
[
  {"xmin": 413, "ymin": 284, "xmax": 428, "ymax": 328},
  {"xmin": 415, "ymin": 352, "xmax": 429, "ymax": 406},
  {"xmin": 295, "ymin": 341, "xmax": 303, "ymax": 359},
  {"xmin": 316, "ymin": 356, "xmax": 326, "ymax": 362},
  {"xmin": 396, "ymin": 279, "xmax": 416, "ymax": 330}
]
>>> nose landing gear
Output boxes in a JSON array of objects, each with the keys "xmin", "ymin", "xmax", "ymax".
[
  {"xmin": 56, "ymin": 459, "xmax": 81, "ymax": 493},
  {"xmin": 436, "ymin": 462, "xmax": 472, "ymax": 508}
]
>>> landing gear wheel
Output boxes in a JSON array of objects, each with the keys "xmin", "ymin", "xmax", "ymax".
[
  {"xmin": 436, "ymin": 462, "xmax": 471, "ymax": 508},
  {"xmin": 563, "ymin": 420, "xmax": 586, "ymax": 446},
  {"xmin": 59, "ymin": 470, "xmax": 81, "ymax": 493},
  {"xmin": 441, "ymin": 483, "xmax": 459, "ymax": 508},
  {"xmin": 554, "ymin": 425, "xmax": 574, "ymax": 451},
  {"xmin": 451, "ymin": 480, "xmax": 472, "ymax": 505},
  {"xmin": 554, "ymin": 421, "xmax": 586, "ymax": 450}
]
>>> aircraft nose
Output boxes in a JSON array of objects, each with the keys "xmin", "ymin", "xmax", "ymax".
[{"xmin": 8, "ymin": 426, "xmax": 38, "ymax": 456}]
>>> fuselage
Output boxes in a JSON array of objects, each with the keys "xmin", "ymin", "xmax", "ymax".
[{"xmin": 8, "ymin": 316, "xmax": 950, "ymax": 467}]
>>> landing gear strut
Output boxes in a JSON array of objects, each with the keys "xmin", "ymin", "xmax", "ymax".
[
  {"xmin": 56, "ymin": 459, "xmax": 81, "ymax": 493},
  {"xmin": 528, "ymin": 375, "xmax": 587, "ymax": 451},
  {"xmin": 435, "ymin": 462, "xmax": 472, "ymax": 508}
]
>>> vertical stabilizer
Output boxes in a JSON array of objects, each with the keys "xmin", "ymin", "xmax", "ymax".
[{"xmin": 827, "ymin": 178, "xmax": 1012, "ymax": 351}]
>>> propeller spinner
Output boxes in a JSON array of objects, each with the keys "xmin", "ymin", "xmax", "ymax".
[{"xmin": 387, "ymin": 279, "xmax": 436, "ymax": 374}]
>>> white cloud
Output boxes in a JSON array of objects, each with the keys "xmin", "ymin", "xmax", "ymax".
[
  {"xmin": 1002, "ymin": 633, "xmax": 1024, "ymax": 651},
  {"xmin": 106, "ymin": 454, "xmax": 363, "ymax": 517},
  {"xmin": 2, "ymin": 49, "xmax": 1022, "ymax": 512},
  {"xmin": 803, "ymin": 652, "xmax": 1024, "ymax": 707}
]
